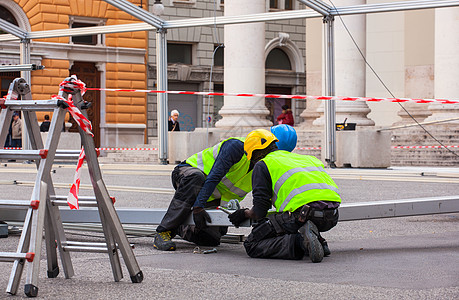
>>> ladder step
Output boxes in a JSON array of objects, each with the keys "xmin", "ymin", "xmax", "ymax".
[
  {"xmin": 62, "ymin": 245, "xmax": 109, "ymax": 253},
  {"xmin": 0, "ymin": 200, "xmax": 38, "ymax": 209},
  {"xmin": 0, "ymin": 150, "xmax": 81, "ymax": 160},
  {"xmin": 2, "ymin": 99, "xmax": 60, "ymax": 111},
  {"xmin": 52, "ymin": 200, "xmax": 98, "ymax": 207},
  {"xmin": 0, "ymin": 252, "xmax": 34, "ymax": 262},
  {"xmin": 51, "ymin": 196, "xmax": 98, "ymax": 207},
  {"xmin": 52, "ymin": 195, "xmax": 96, "ymax": 201},
  {"xmin": 62, "ymin": 241, "xmax": 134, "ymax": 253},
  {"xmin": 0, "ymin": 149, "xmax": 48, "ymax": 160},
  {"xmin": 51, "ymin": 195, "xmax": 116, "ymax": 205}
]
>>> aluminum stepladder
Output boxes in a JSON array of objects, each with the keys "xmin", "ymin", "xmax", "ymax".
[{"xmin": 0, "ymin": 77, "xmax": 143, "ymax": 297}]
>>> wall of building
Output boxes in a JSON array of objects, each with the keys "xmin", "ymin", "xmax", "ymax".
[
  {"xmin": 2, "ymin": 0, "xmax": 148, "ymax": 146},
  {"xmin": 304, "ymin": 0, "xmax": 436, "ymax": 128},
  {"xmin": 146, "ymin": 0, "xmax": 306, "ymax": 139}
]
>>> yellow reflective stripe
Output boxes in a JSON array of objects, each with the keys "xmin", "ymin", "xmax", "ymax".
[
  {"xmin": 221, "ymin": 176, "xmax": 247, "ymax": 197},
  {"xmin": 272, "ymin": 166, "xmax": 326, "ymax": 204},
  {"xmin": 278, "ymin": 183, "xmax": 340, "ymax": 212}
]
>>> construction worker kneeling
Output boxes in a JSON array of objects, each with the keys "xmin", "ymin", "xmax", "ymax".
[
  {"xmin": 154, "ymin": 125, "xmax": 298, "ymax": 251},
  {"xmin": 228, "ymin": 129, "xmax": 341, "ymax": 262}
]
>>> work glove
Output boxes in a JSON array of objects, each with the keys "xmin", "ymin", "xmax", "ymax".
[
  {"xmin": 193, "ymin": 207, "xmax": 211, "ymax": 231},
  {"xmin": 228, "ymin": 208, "xmax": 248, "ymax": 228}
]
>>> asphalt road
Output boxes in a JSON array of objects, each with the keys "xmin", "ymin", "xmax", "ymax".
[{"xmin": 0, "ymin": 162, "xmax": 458, "ymax": 299}]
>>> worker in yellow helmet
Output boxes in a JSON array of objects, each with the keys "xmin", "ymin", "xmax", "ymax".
[
  {"xmin": 228, "ymin": 129, "xmax": 341, "ymax": 262},
  {"xmin": 154, "ymin": 137, "xmax": 251, "ymax": 251},
  {"xmin": 154, "ymin": 126, "xmax": 298, "ymax": 251}
]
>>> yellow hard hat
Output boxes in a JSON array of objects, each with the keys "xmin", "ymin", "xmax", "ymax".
[{"xmin": 244, "ymin": 129, "xmax": 278, "ymax": 160}]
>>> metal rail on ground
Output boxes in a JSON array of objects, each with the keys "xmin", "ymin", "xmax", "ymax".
[{"xmin": 1, "ymin": 196, "xmax": 457, "ymax": 228}]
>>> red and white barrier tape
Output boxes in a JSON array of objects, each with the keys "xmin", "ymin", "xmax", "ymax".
[
  {"xmin": 85, "ymin": 87, "xmax": 459, "ymax": 105},
  {"xmin": 295, "ymin": 147, "xmax": 322, "ymax": 150},
  {"xmin": 97, "ymin": 147, "xmax": 158, "ymax": 151},
  {"xmin": 67, "ymin": 147, "xmax": 85, "ymax": 210},
  {"xmin": 4, "ymin": 146, "xmax": 458, "ymax": 151},
  {"xmin": 392, "ymin": 145, "xmax": 459, "ymax": 149},
  {"xmin": 3, "ymin": 147, "xmax": 158, "ymax": 150},
  {"xmin": 60, "ymin": 76, "xmax": 87, "ymax": 96},
  {"xmin": 52, "ymin": 94, "xmax": 94, "ymax": 137}
]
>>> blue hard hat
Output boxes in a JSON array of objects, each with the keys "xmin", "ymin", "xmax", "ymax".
[{"xmin": 270, "ymin": 124, "xmax": 297, "ymax": 152}]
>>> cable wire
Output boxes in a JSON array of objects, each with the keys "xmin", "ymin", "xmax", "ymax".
[
  {"xmin": 206, "ymin": 0, "xmax": 224, "ymax": 146},
  {"xmin": 328, "ymin": 0, "xmax": 458, "ymax": 158}
]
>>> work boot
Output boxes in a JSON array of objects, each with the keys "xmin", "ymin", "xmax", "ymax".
[
  {"xmin": 319, "ymin": 235, "xmax": 331, "ymax": 257},
  {"xmin": 153, "ymin": 231, "xmax": 176, "ymax": 251},
  {"xmin": 299, "ymin": 221, "xmax": 324, "ymax": 263}
]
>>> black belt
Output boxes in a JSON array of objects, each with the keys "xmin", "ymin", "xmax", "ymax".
[{"xmin": 292, "ymin": 205, "xmax": 338, "ymax": 222}]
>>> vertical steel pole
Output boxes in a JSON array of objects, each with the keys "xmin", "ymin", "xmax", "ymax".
[
  {"xmin": 156, "ymin": 29, "xmax": 168, "ymax": 165},
  {"xmin": 20, "ymin": 39, "xmax": 31, "ymax": 151},
  {"xmin": 324, "ymin": 16, "xmax": 336, "ymax": 167}
]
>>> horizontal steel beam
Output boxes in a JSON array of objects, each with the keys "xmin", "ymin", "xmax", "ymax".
[
  {"xmin": 298, "ymin": 0, "xmax": 330, "ymax": 16},
  {"xmin": 1, "ymin": 0, "xmax": 458, "ymax": 42},
  {"xmin": 102, "ymin": 0, "xmax": 163, "ymax": 28},
  {"xmin": 0, "ymin": 23, "xmax": 156, "ymax": 42},
  {"xmin": 331, "ymin": 0, "xmax": 459, "ymax": 16},
  {"xmin": 0, "ymin": 64, "xmax": 44, "ymax": 72},
  {"xmin": 163, "ymin": 9, "xmax": 321, "ymax": 29},
  {"xmin": 0, "ymin": 18, "xmax": 27, "ymax": 39},
  {"xmin": 1, "ymin": 196, "xmax": 458, "ymax": 227}
]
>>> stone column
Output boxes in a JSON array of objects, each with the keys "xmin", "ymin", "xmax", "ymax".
[
  {"xmin": 215, "ymin": 0, "xmax": 271, "ymax": 134},
  {"xmin": 313, "ymin": 0, "xmax": 374, "ymax": 127},
  {"xmin": 424, "ymin": 7, "xmax": 459, "ymax": 123},
  {"xmin": 394, "ymin": 9, "xmax": 433, "ymax": 126},
  {"xmin": 299, "ymin": 18, "xmax": 322, "ymax": 128}
]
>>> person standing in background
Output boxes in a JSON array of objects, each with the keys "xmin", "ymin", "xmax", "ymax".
[
  {"xmin": 168, "ymin": 109, "xmax": 181, "ymax": 131},
  {"xmin": 11, "ymin": 113, "xmax": 22, "ymax": 148},
  {"xmin": 276, "ymin": 105, "xmax": 294, "ymax": 126},
  {"xmin": 40, "ymin": 114, "xmax": 51, "ymax": 132}
]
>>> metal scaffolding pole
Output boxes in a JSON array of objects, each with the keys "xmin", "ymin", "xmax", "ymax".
[
  {"xmin": 19, "ymin": 39, "xmax": 32, "ymax": 151},
  {"xmin": 156, "ymin": 29, "xmax": 168, "ymax": 165},
  {"xmin": 298, "ymin": 0, "xmax": 330, "ymax": 16},
  {"xmin": 0, "ymin": 1, "xmax": 458, "ymax": 42},
  {"xmin": 323, "ymin": 15, "xmax": 336, "ymax": 167},
  {"xmin": 102, "ymin": 0, "xmax": 163, "ymax": 28}
]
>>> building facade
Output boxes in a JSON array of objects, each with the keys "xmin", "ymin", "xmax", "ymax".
[
  {"xmin": 0, "ymin": 0, "xmax": 148, "ymax": 147},
  {"xmin": 303, "ymin": 0, "xmax": 459, "ymax": 128},
  {"xmin": 146, "ymin": 0, "xmax": 307, "ymax": 141}
]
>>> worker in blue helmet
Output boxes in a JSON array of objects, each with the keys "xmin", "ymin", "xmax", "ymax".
[{"xmin": 271, "ymin": 124, "xmax": 297, "ymax": 152}]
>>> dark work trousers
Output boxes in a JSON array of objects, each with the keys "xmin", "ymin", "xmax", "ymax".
[
  {"xmin": 156, "ymin": 165, "xmax": 228, "ymax": 246},
  {"xmin": 244, "ymin": 208, "xmax": 339, "ymax": 260}
]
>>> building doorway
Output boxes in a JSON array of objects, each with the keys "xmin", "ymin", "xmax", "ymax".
[
  {"xmin": 0, "ymin": 72, "xmax": 20, "ymax": 98},
  {"xmin": 69, "ymin": 62, "xmax": 101, "ymax": 147},
  {"xmin": 265, "ymin": 86, "xmax": 292, "ymax": 125},
  {"xmin": 168, "ymin": 82, "xmax": 200, "ymax": 131}
]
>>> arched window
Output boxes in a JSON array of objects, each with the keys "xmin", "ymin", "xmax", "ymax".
[
  {"xmin": 265, "ymin": 48, "xmax": 292, "ymax": 70},
  {"xmin": 0, "ymin": 6, "xmax": 20, "ymax": 97},
  {"xmin": 0, "ymin": 5, "xmax": 19, "ymax": 34},
  {"xmin": 213, "ymin": 45, "xmax": 224, "ymax": 67}
]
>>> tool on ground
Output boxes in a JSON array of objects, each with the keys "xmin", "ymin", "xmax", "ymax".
[
  {"xmin": 193, "ymin": 246, "xmax": 217, "ymax": 254},
  {"xmin": 0, "ymin": 76, "xmax": 143, "ymax": 298}
]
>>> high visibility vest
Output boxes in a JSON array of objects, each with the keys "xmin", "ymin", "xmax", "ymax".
[
  {"xmin": 262, "ymin": 150, "xmax": 341, "ymax": 212},
  {"xmin": 186, "ymin": 137, "xmax": 252, "ymax": 203}
]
